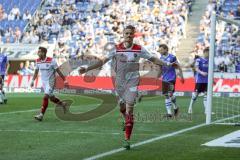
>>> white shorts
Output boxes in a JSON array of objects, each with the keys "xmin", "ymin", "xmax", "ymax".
[{"xmin": 42, "ymin": 80, "xmax": 55, "ymax": 96}]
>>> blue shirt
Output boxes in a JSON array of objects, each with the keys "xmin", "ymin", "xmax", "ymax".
[
  {"xmin": 195, "ymin": 57, "xmax": 208, "ymax": 83},
  {"xmin": 160, "ymin": 54, "xmax": 177, "ymax": 82},
  {"xmin": 0, "ymin": 53, "xmax": 8, "ymax": 75}
]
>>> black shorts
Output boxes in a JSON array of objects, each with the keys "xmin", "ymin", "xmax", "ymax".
[
  {"xmin": 162, "ymin": 80, "xmax": 176, "ymax": 95},
  {"xmin": 0, "ymin": 75, "xmax": 4, "ymax": 85},
  {"xmin": 195, "ymin": 83, "xmax": 208, "ymax": 93}
]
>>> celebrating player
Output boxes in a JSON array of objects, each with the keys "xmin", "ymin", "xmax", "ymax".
[
  {"xmin": 0, "ymin": 48, "xmax": 9, "ymax": 104},
  {"xmin": 31, "ymin": 47, "xmax": 68, "ymax": 121},
  {"xmin": 188, "ymin": 48, "xmax": 209, "ymax": 114},
  {"xmin": 78, "ymin": 25, "xmax": 175, "ymax": 149},
  {"xmin": 157, "ymin": 44, "xmax": 184, "ymax": 118}
]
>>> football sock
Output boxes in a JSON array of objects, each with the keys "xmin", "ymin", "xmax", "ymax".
[
  {"xmin": 165, "ymin": 98, "xmax": 172, "ymax": 115},
  {"xmin": 41, "ymin": 96, "xmax": 49, "ymax": 114},
  {"xmin": 125, "ymin": 113, "xmax": 134, "ymax": 140}
]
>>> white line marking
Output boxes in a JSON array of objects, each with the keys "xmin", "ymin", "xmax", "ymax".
[
  {"xmin": 83, "ymin": 114, "xmax": 240, "ymax": 160},
  {"xmin": 0, "ymin": 109, "xmax": 40, "ymax": 115},
  {"xmin": 83, "ymin": 123, "xmax": 206, "ymax": 160},
  {"xmin": 0, "ymin": 104, "xmax": 100, "ymax": 115}
]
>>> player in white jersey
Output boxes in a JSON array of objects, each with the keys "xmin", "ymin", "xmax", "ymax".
[
  {"xmin": 31, "ymin": 47, "xmax": 68, "ymax": 121},
  {"xmin": 79, "ymin": 25, "xmax": 176, "ymax": 149}
]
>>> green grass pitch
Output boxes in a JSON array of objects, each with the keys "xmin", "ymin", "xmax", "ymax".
[{"xmin": 0, "ymin": 93, "xmax": 239, "ymax": 160}]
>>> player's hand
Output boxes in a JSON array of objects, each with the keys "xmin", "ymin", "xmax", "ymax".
[
  {"xmin": 169, "ymin": 62, "xmax": 179, "ymax": 68},
  {"xmin": 201, "ymin": 71, "xmax": 208, "ymax": 76},
  {"xmin": 78, "ymin": 66, "xmax": 88, "ymax": 74}
]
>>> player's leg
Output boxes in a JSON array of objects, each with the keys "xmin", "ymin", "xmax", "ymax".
[
  {"xmin": 122, "ymin": 86, "xmax": 137, "ymax": 150},
  {"xmin": 202, "ymin": 83, "xmax": 208, "ymax": 114},
  {"xmin": 0, "ymin": 75, "xmax": 7, "ymax": 104},
  {"xmin": 49, "ymin": 95, "xmax": 67, "ymax": 113},
  {"xmin": 34, "ymin": 82, "xmax": 50, "ymax": 121},
  {"xmin": 124, "ymin": 102, "xmax": 134, "ymax": 150},
  {"xmin": 188, "ymin": 83, "xmax": 200, "ymax": 114},
  {"xmin": 34, "ymin": 94, "xmax": 49, "ymax": 121},
  {"xmin": 0, "ymin": 76, "xmax": 4, "ymax": 104},
  {"xmin": 162, "ymin": 81, "xmax": 172, "ymax": 117},
  {"xmin": 169, "ymin": 81, "xmax": 179, "ymax": 116}
]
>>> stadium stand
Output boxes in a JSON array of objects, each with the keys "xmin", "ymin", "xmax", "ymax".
[
  {"xmin": 193, "ymin": 0, "xmax": 240, "ymax": 73},
  {"xmin": 0, "ymin": 0, "xmax": 42, "ymax": 43}
]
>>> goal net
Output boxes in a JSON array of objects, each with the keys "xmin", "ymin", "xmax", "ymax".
[{"xmin": 207, "ymin": 12, "xmax": 240, "ymax": 125}]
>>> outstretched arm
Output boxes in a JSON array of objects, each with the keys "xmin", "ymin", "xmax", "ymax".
[
  {"xmin": 56, "ymin": 68, "xmax": 68, "ymax": 85},
  {"xmin": 79, "ymin": 57, "xmax": 110, "ymax": 74}
]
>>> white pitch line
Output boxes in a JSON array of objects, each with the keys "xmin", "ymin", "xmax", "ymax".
[
  {"xmin": 0, "ymin": 108, "xmax": 40, "ymax": 115},
  {"xmin": 0, "ymin": 104, "xmax": 100, "ymax": 115},
  {"xmin": 83, "ymin": 123, "xmax": 206, "ymax": 160},
  {"xmin": 83, "ymin": 114, "xmax": 240, "ymax": 160}
]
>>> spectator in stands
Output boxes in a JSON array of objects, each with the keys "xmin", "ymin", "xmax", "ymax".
[
  {"xmin": 30, "ymin": 30, "xmax": 40, "ymax": 44},
  {"xmin": 10, "ymin": 5, "xmax": 21, "ymax": 19},
  {"xmin": 62, "ymin": 15, "xmax": 75, "ymax": 27},
  {"xmin": 8, "ymin": 12, "xmax": 15, "ymax": 21},
  {"xmin": 235, "ymin": 5, "xmax": 240, "ymax": 20},
  {"xmin": 14, "ymin": 27, "xmax": 22, "ymax": 43},
  {"xmin": 0, "ymin": 7, "xmax": 7, "ymax": 21},
  {"xmin": 17, "ymin": 62, "xmax": 25, "ymax": 75},
  {"xmin": 21, "ymin": 32, "xmax": 31, "ymax": 43},
  {"xmin": 45, "ymin": 0, "xmax": 56, "ymax": 7},
  {"xmin": 23, "ymin": 10, "xmax": 32, "ymax": 21},
  {"xmin": 24, "ymin": 61, "xmax": 34, "ymax": 75}
]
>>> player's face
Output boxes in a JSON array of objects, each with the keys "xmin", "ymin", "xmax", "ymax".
[
  {"xmin": 158, "ymin": 47, "xmax": 168, "ymax": 55},
  {"xmin": 37, "ymin": 49, "xmax": 46, "ymax": 59},
  {"xmin": 123, "ymin": 29, "xmax": 134, "ymax": 43}
]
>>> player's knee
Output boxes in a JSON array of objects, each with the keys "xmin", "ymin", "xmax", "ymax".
[
  {"xmin": 120, "ymin": 106, "xmax": 126, "ymax": 113},
  {"xmin": 164, "ymin": 94, "xmax": 169, "ymax": 99},
  {"xmin": 44, "ymin": 94, "xmax": 49, "ymax": 99},
  {"xmin": 192, "ymin": 92, "xmax": 198, "ymax": 101}
]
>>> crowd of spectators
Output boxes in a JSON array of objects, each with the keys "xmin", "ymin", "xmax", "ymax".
[
  {"xmin": 1, "ymin": 0, "xmax": 194, "ymax": 75},
  {"xmin": 21, "ymin": 0, "xmax": 192, "ymax": 66}
]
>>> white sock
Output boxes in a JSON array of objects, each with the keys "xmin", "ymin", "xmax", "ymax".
[
  {"xmin": 188, "ymin": 92, "xmax": 198, "ymax": 113},
  {"xmin": 171, "ymin": 95, "xmax": 177, "ymax": 109},
  {"xmin": 165, "ymin": 98, "xmax": 172, "ymax": 114},
  {"xmin": 0, "ymin": 91, "xmax": 4, "ymax": 103}
]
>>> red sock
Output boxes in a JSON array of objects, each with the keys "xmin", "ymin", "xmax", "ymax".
[
  {"xmin": 50, "ymin": 96, "xmax": 61, "ymax": 104},
  {"xmin": 41, "ymin": 97, "xmax": 49, "ymax": 114},
  {"xmin": 125, "ymin": 113, "xmax": 134, "ymax": 140}
]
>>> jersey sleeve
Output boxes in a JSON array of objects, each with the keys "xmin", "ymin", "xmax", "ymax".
[
  {"xmin": 140, "ymin": 47, "xmax": 153, "ymax": 60},
  {"xmin": 51, "ymin": 59, "xmax": 58, "ymax": 70},
  {"xmin": 195, "ymin": 58, "xmax": 200, "ymax": 68},
  {"xmin": 172, "ymin": 55, "xmax": 177, "ymax": 63}
]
